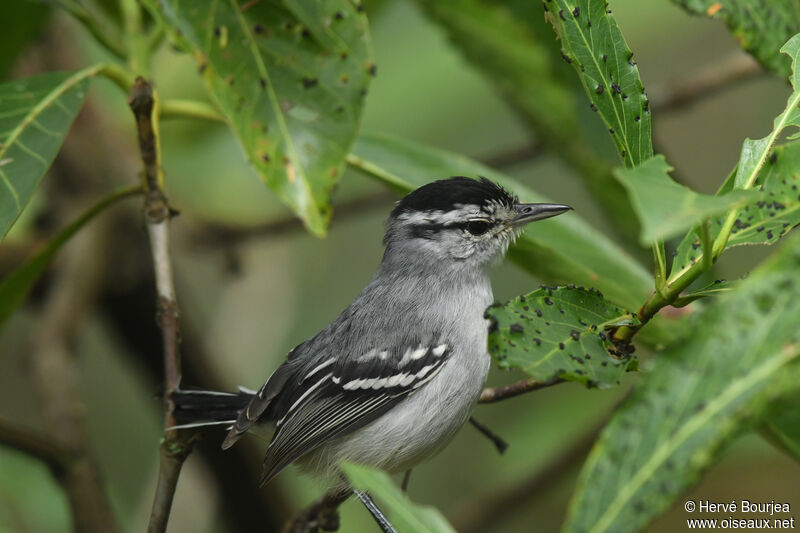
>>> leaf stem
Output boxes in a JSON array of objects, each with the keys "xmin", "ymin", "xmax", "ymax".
[
  {"xmin": 713, "ymin": 91, "xmax": 800, "ymax": 259},
  {"xmin": 97, "ymin": 63, "xmax": 136, "ymax": 93},
  {"xmin": 652, "ymin": 241, "xmax": 667, "ymax": 296},
  {"xmin": 479, "ymin": 377, "xmax": 565, "ymax": 403},
  {"xmin": 160, "ymin": 100, "xmax": 226, "ymax": 123},
  {"xmin": 614, "ymin": 258, "xmax": 707, "ymax": 342},
  {"xmin": 57, "ymin": 0, "xmax": 127, "ymax": 59},
  {"xmin": 699, "ymin": 218, "xmax": 712, "ymax": 271},
  {"xmin": 121, "ymin": 0, "xmax": 150, "ymax": 76}
]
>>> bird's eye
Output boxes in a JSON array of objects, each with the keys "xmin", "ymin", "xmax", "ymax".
[{"xmin": 466, "ymin": 220, "xmax": 491, "ymax": 236}]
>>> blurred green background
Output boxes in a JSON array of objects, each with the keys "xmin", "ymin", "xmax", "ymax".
[{"xmin": 1, "ymin": 0, "xmax": 798, "ymax": 532}]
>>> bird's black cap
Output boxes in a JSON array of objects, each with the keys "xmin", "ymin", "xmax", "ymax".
[{"xmin": 390, "ymin": 177, "xmax": 517, "ymax": 218}]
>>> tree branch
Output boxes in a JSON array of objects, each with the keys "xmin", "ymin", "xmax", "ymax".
[
  {"xmin": 0, "ymin": 419, "xmax": 71, "ymax": 472},
  {"xmin": 129, "ymin": 77, "xmax": 192, "ymax": 533},
  {"xmin": 478, "ymin": 377, "xmax": 565, "ymax": 404},
  {"xmin": 98, "ymin": 232, "xmax": 291, "ymax": 531},
  {"xmin": 650, "ymin": 52, "xmax": 763, "ymax": 113}
]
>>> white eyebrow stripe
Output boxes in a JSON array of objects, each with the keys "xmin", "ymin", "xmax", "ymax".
[
  {"xmin": 397, "ymin": 205, "xmax": 483, "ymax": 226},
  {"xmin": 305, "ymin": 358, "xmax": 335, "ymax": 379}
]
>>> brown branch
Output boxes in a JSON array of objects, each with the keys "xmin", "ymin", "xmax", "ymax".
[
  {"xmin": 0, "ymin": 419, "xmax": 71, "ymax": 472},
  {"xmin": 650, "ymin": 52, "xmax": 763, "ymax": 113},
  {"xmin": 130, "ymin": 77, "xmax": 192, "ymax": 533},
  {"xmin": 478, "ymin": 377, "xmax": 565, "ymax": 404},
  {"xmin": 98, "ymin": 232, "xmax": 291, "ymax": 531}
]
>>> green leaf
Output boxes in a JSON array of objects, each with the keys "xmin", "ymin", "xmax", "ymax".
[
  {"xmin": 0, "ymin": 67, "xmax": 99, "ymax": 241},
  {"xmin": 615, "ymin": 155, "xmax": 756, "ymax": 244},
  {"xmin": 349, "ymin": 133, "xmax": 652, "ymax": 311},
  {"xmin": 341, "ymin": 463, "xmax": 456, "ymax": 533},
  {"xmin": 142, "ymin": 0, "xmax": 374, "ymax": 236},
  {"xmin": 486, "ymin": 287, "xmax": 636, "ymax": 388},
  {"xmin": 564, "ymin": 233, "xmax": 800, "ymax": 533},
  {"xmin": 0, "ymin": 185, "xmax": 141, "ymax": 329},
  {"xmin": 417, "ymin": 0, "xmax": 639, "ymax": 240},
  {"xmin": 670, "ymin": 141, "xmax": 800, "ymax": 282},
  {"xmin": 762, "ymin": 401, "xmax": 800, "ymax": 463},
  {"xmin": 672, "ymin": 278, "xmax": 734, "ymax": 307},
  {"xmin": 733, "ymin": 34, "xmax": 800, "ymax": 190},
  {"xmin": 672, "ymin": 0, "xmax": 800, "ymax": 77},
  {"xmin": 544, "ymin": 0, "xmax": 653, "ymax": 167}
]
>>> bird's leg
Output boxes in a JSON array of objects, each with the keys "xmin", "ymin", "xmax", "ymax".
[
  {"xmin": 353, "ymin": 489, "xmax": 399, "ymax": 533},
  {"xmin": 401, "ymin": 470, "xmax": 412, "ymax": 492},
  {"xmin": 469, "ymin": 416, "xmax": 508, "ymax": 454},
  {"xmin": 283, "ymin": 487, "xmax": 351, "ymax": 533}
]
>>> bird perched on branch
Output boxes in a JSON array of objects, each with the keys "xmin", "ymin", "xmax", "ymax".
[{"xmin": 172, "ymin": 176, "xmax": 571, "ymax": 532}]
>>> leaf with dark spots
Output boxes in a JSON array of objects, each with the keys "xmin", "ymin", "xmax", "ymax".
[
  {"xmin": 486, "ymin": 286, "xmax": 637, "ymax": 388},
  {"xmin": 544, "ymin": 0, "xmax": 653, "ymax": 167},
  {"xmin": 141, "ymin": 0, "xmax": 373, "ymax": 236},
  {"xmin": 615, "ymin": 154, "xmax": 758, "ymax": 245},
  {"xmin": 670, "ymin": 141, "xmax": 800, "ymax": 280},
  {"xmin": 566, "ymin": 231, "xmax": 800, "ymax": 533},
  {"xmin": 672, "ymin": 0, "xmax": 800, "ymax": 77}
]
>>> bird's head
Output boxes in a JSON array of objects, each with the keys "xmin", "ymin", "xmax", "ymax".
[{"xmin": 383, "ymin": 177, "xmax": 571, "ymax": 270}]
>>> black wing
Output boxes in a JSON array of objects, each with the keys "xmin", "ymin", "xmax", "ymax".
[
  {"xmin": 221, "ymin": 342, "xmax": 306, "ymax": 450},
  {"xmin": 259, "ymin": 342, "xmax": 452, "ymax": 485}
]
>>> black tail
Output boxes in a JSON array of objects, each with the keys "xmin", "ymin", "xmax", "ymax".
[{"xmin": 170, "ymin": 387, "xmax": 255, "ymax": 430}]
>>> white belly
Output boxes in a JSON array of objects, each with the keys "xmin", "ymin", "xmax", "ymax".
[
  {"xmin": 298, "ymin": 275, "xmax": 494, "ymax": 479},
  {"xmin": 298, "ymin": 344, "xmax": 490, "ymax": 480}
]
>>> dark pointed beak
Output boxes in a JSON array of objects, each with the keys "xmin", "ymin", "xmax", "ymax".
[{"xmin": 512, "ymin": 203, "xmax": 572, "ymax": 225}]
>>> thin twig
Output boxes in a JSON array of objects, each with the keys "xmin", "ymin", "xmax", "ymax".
[
  {"xmin": 479, "ymin": 377, "xmax": 565, "ymax": 404},
  {"xmin": 468, "ymin": 417, "xmax": 508, "ymax": 454},
  {"xmin": 129, "ymin": 77, "xmax": 192, "ymax": 533},
  {"xmin": 98, "ymin": 237, "xmax": 292, "ymax": 531}
]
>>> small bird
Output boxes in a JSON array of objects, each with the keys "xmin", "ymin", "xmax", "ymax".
[{"xmin": 172, "ymin": 176, "xmax": 570, "ymax": 530}]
